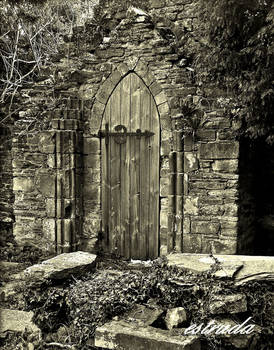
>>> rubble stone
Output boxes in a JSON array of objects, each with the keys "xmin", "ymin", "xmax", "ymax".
[{"xmin": 165, "ymin": 307, "xmax": 187, "ymax": 330}]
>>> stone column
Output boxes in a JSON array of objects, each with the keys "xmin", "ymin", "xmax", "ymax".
[{"xmin": 51, "ymin": 98, "xmax": 83, "ymax": 253}]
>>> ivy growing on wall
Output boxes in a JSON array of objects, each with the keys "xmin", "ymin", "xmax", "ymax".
[
  {"xmin": 200, "ymin": 0, "xmax": 274, "ymax": 143},
  {"xmin": 0, "ymin": 0, "xmax": 273, "ymax": 143}
]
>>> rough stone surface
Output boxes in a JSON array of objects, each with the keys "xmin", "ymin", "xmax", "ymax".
[
  {"xmin": 24, "ymin": 251, "xmax": 97, "ymax": 282},
  {"xmin": 95, "ymin": 320, "xmax": 201, "ymax": 350},
  {"xmin": 124, "ymin": 304, "xmax": 164, "ymax": 326},
  {"xmin": 1, "ymin": 0, "xmax": 271, "ymax": 257},
  {"xmin": 199, "ymin": 142, "xmax": 239, "ymax": 159},
  {"xmin": 166, "ymin": 253, "xmax": 274, "ymax": 282},
  {"xmin": 209, "ymin": 294, "xmax": 247, "ymax": 315},
  {"xmin": 165, "ymin": 307, "xmax": 187, "ymax": 330},
  {"xmin": 0, "ymin": 309, "xmax": 40, "ymax": 335},
  {"xmin": 212, "ymin": 160, "xmax": 238, "ymax": 173}
]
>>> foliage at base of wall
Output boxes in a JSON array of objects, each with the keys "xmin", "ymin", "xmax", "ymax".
[{"xmin": 20, "ymin": 257, "xmax": 274, "ymax": 350}]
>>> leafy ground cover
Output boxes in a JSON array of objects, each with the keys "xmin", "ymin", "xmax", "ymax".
[
  {"xmin": 0, "ymin": 249, "xmax": 273, "ymax": 349},
  {"xmin": 20, "ymin": 256, "xmax": 274, "ymax": 350}
]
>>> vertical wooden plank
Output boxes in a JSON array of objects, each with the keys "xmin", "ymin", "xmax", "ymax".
[
  {"xmin": 139, "ymin": 79, "xmax": 151, "ymax": 259},
  {"xmin": 120, "ymin": 75, "xmax": 131, "ymax": 258},
  {"xmin": 109, "ymin": 90, "xmax": 121, "ymax": 255},
  {"xmin": 149, "ymin": 96, "xmax": 160, "ymax": 258},
  {"xmin": 130, "ymin": 74, "xmax": 141, "ymax": 259}
]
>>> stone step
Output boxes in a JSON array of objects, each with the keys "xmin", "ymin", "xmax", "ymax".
[
  {"xmin": 95, "ymin": 320, "xmax": 201, "ymax": 350},
  {"xmin": 0, "ymin": 308, "xmax": 40, "ymax": 336}
]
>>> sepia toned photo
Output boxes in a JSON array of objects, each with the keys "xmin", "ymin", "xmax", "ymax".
[{"xmin": 0, "ymin": 0, "xmax": 273, "ymax": 349}]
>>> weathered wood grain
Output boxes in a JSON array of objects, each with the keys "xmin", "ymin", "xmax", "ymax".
[
  {"xmin": 101, "ymin": 73, "xmax": 160, "ymax": 259},
  {"xmin": 120, "ymin": 75, "xmax": 131, "ymax": 258}
]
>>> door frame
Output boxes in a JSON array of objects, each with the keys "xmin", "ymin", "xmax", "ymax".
[{"xmin": 92, "ymin": 61, "xmax": 176, "ymax": 258}]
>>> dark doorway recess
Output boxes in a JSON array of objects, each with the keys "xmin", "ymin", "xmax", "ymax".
[{"xmin": 238, "ymin": 139, "xmax": 274, "ymax": 256}]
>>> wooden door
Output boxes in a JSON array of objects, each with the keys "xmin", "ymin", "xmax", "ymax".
[{"xmin": 101, "ymin": 73, "xmax": 160, "ymax": 259}]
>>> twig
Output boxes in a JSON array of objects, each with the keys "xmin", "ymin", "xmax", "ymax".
[
  {"xmin": 30, "ymin": 21, "xmax": 51, "ymax": 41},
  {"xmin": 46, "ymin": 342, "xmax": 75, "ymax": 349},
  {"xmin": 1, "ymin": 25, "xmax": 20, "ymax": 101}
]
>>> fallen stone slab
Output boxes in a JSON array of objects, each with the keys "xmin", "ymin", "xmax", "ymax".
[
  {"xmin": 165, "ymin": 307, "xmax": 187, "ymax": 330},
  {"xmin": 166, "ymin": 253, "xmax": 243, "ymax": 278},
  {"xmin": 95, "ymin": 320, "xmax": 201, "ymax": 350},
  {"xmin": 209, "ymin": 294, "xmax": 247, "ymax": 315},
  {"xmin": 0, "ymin": 308, "xmax": 40, "ymax": 335},
  {"xmin": 24, "ymin": 251, "xmax": 97, "ymax": 282},
  {"xmin": 166, "ymin": 254, "xmax": 274, "ymax": 284},
  {"xmin": 123, "ymin": 304, "xmax": 164, "ymax": 326}
]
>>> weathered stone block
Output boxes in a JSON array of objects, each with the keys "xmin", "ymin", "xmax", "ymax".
[
  {"xmin": 150, "ymin": 81, "xmax": 162, "ymax": 96},
  {"xmin": 24, "ymin": 251, "xmax": 97, "ymax": 282},
  {"xmin": 184, "ymin": 135, "xmax": 194, "ymax": 151},
  {"xmin": 199, "ymin": 204, "xmax": 224, "ymax": 216},
  {"xmin": 183, "ymin": 216, "xmax": 191, "ymax": 234},
  {"xmin": 165, "ymin": 307, "xmax": 187, "ymax": 330},
  {"xmin": 125, "ymin": 304, "xmax": 164, "ymax": 326},
  {"xmin": 150, "ymin": 0, "xmax": 166, "ymax": 9},
  {"xmin": 0, "ymin": 309, "xmax": 40, "ymax": 335},
  {"xmin": 36, "ymin": 173, "xmax": 56, "ymax": 197},
  {"xmin": 95, "ymin": 320, "xmax": 201, "ymax": 350},
  {"xmin": 191, "ymin": 221, "xmax": 220, "ymax": 235},
  {"xmin": 38, "ymin": 132, "xmax": 55, "ymax": 154},
  {"xmin": 83, "ymin": 182, "xmax": 100, "ymax": 201},
  {"xmin": 183, "ymin": 234, "xmax": 202, "ymax": 253},
  {"xmin": 160, "ymin": 210, "xmax": 168, "ymax": 228},
  {"xmin": 13, "ymin": 177, "xmax": 35, "ymax": 192},
  {"xmin": 212, "ymin": 160, "xmax": 238, "ymax": 173},
  {"xmin": 161, "ymin": 139, "xmax": 171, "ymax": 156},
  {"xmin": 209, "ymin": 294, "xmax": 247, "ymax": 315},
  {"xmin": 46, "ymin": 198, "xmax": 55, "ymax": 217},
  {"xmin": 199, "ymin": 142, "xmax": 239, "ymax": 159},
  {"xmin": 158, "ymin": 102, "xmax": 170, "ymax": 118},
  {"xmin": 223, "ymin": 203, "xmax": 238, "ymax": 217},
  {"xmin": 83, "ymin": 137, "xmax": 100, "ymax": 155},
  {"xmin": 95, "ymin": 48, "xmax": 124, "ymax": 59},
  {"xmin": 160, "ymin": 227, "xmax": 168, "ymax": 246},
  {"xmin": 155, "ymin": 91, "xmax": 168, "ymax": 105},
  {"xmin": 91, "ymin": 100, "xmax": 105, "ymax": 119},
  {"xmin": 184, "ymin": 196, "xmax": 198, "ymax": 215},
  {"xmin": 96, "ymin": 79, "xmax": 115, "ymax": 104},
  {"xmin": 184, "ymin": 153, "xmax": 199, "ymax": 172},
  {"xmin": 202, "ymin": 238, "xmax": 237, "ymax": 254},
  {"xmin": 42, "ymin": 218, "xmax": 56, "ymax": 242},
  {"xmin": 84, "ymin": 154, "xmax": 100, "ymax": 168},
  {"xmin": 196, "ymin": 130, "xmax": 216, "ymax": 141},
  {"xmin": 135, "ymin": 60, "xmax": 148, "ymax": 77},
  {"xmin": 83, "ymin": 215, "xmax": 101, "ymax": 234},
  {"xmin": 110, "ymin": 69, "xmax": 122, "ymax": 85},
  {"xmin": 160, "ymin": 177, "xmax": 169, "ymax": 197}
]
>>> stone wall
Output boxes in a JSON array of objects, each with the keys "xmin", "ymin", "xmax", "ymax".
[
  {"xmin": 0, "ymin": 125, "xmax": 14, "ymax": 245},
  {"xmin": 0, "ymin": 0, "xmax": 267, "ymax": 256}
]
